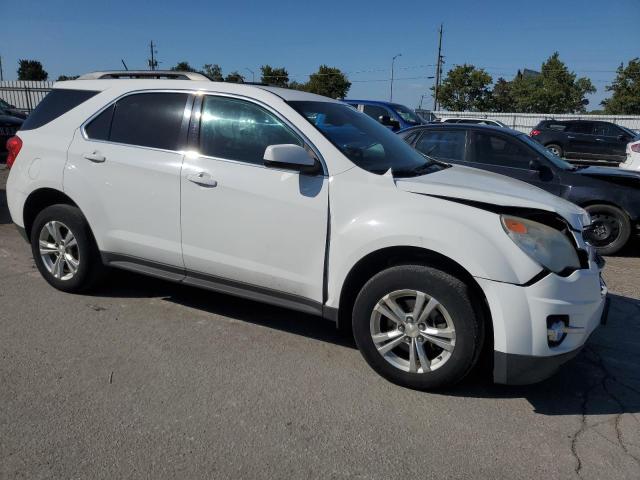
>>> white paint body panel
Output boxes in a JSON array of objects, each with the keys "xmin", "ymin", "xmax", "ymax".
[
  {"xmin": 620, "ymin": 140, "xmax": 640, "ymax": 171},
  {"xmin": 5, "ymin": 78, "xmax": 605, "ymax": 368}
]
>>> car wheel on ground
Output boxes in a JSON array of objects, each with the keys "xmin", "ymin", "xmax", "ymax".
[
  {"xmin": 546, "ymin": 143, "xmax": 563, "ymax": 157},
  {"xmin": 584, "ymin": 204, "xmax": 631, "ymax": 256},
  {"xmin": 352, "ymin": 265, "xmax": 484, "ymax": 390},
  {"xmin": 31, "ymin": 204, "xmax": 105, "ymax": 292}
]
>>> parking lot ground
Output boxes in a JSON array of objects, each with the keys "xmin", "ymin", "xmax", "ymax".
[{"xmin": 1, "ymin": 166, "xmax": 639, "ymax": 480}]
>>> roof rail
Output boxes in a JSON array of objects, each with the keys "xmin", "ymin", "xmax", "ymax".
[{"xmin": 76, "ymin": 70, "xmax": 211, "ymax": 81}]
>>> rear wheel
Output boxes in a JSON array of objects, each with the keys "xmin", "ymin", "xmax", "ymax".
[
  {"xmin": 584, "ymin": 204, "xmax": 631, "ymax": 256},
  {"xmin": 31, "ymin": 205, "xmax": 105, "ymax": 292},
  {"xmin": 352, "ymin": 265, "xmax": 484, "ymax": 390},
  {"xmin": 546, "ymin": 143, "xmax": 563, "ymax": 157}
]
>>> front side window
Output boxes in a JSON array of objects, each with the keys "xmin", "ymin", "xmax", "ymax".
[
  {"xmin": 415, "ymin": 130, "xmax": 466, "ymax": 162},
  {"xmin": 472, "ymin": 132, "xmax": 536, "ymax": 169},
  {"xmin": 593, "ymin": 123, "xmax": 620, "ymax": 137},
  {"xmin": 199, "ymin": 96, "xmax": 302, "ymax": 164},
  {"xmin": 391, "ymin": 104, "xmax": 422, "ymax": 125},
  {"xmin": 289, "ymin": 100, "xmax": 445, "ymax": 177},
  {"xmin": 363, "ymin": 104, "xmax": 392, "ymax": 121},
  {"xmin": 568, "ymin": 122, "xmax": 594, "ymax": 135}
]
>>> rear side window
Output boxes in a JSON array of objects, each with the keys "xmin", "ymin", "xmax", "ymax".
[
  {"xmin": 21, "ymin": 89, "xmax": 98, "ymax": 131},
  {"xmin": 568, "ymin": 122, "xmax": 594, "ymax": 134},
  {"xmin": 415, "ymin": 130, "xmax": 466, "ymax": 161},
  {"xmin": 86, "ymin": 92, "xmax": 189, "ymax": 150}
]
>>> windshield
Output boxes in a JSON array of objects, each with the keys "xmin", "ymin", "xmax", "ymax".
[
  {"xmin": 289, "ymin": 101, "xmax": 444, "ymax": 176},
  {"xmin": 519, "ymin": 134, "xmax": 576, "ymax": 170},
  {"xmin": 391, "ymin": 104, "xmax": 422, "ymax": 125}
]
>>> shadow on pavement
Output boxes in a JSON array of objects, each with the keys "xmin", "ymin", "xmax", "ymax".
[{"xmin": 95, "ymin": 270, "xmax": 640, "ymax": 417}]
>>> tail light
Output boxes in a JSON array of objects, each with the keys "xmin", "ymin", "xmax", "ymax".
[
  {"xmin": 530, "ymin": 129, "xmax": 541, "ymax": 136},
  {"xmin": 631, "ymin": 143, "xmax": 640, "ymax": 153},
  {"xmin": 6, "ymin": 135, "xmax": 22, "ymax": 168}
]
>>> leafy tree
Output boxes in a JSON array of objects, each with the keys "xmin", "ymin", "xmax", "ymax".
[
  {"xmin": 488, "ymin": 77, "xmax": 513, "ymax": 112},
  {"xmin": 287, "ymin": 80, "xmax": 308, "ymax": 92},
  {"xmin": 304, "ymin": 65, "xmax": 351, "ymax": 99},
  {"xmin": 171, "ymin": 61, "xmax": 196, "ymax": 72},
  {"xmin": 17, "ymin": 59, "xmax": 48, "ymax": 81},
  {"xmin": 509, "ymin": 52, "xmax": 595, "ymax": 113},
  {"xmin": 432, "ymin": 64, "xmax": 492, "ymax": 111},
  {"xmin": 260, "ymin": 65, "xmax": 289, "ymax": 87},
  {"xmin": 202, "ymin": 64, "xmax": 224, "ymax": 81},
  {"xmin": 225, "ymin": 71, "xmax": 245, "ymax": 83},
  {"xmin": 56, "ymin": 75, "xmax": 79, "ymax": 81},
  {"xmin": 601, "ymin": 58, "xmax": 640, "ymax": 114}
]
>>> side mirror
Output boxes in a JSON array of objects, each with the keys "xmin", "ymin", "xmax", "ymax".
[
  {"xmin": 263, "ymin": 144, "xmax": 320, "ymax": 174},
  {"xmin": 529, "ymin": 159, "xmax": 553, "ymax": 179},
  {"xmin": 618, "ymin": 134, "xmax": 628, "ymax": 141},
  {"xmin": 378, "ymin": 115, "xmax": 400, "ymax": 130}
]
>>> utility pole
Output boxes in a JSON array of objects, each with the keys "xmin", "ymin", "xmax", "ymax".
[
  {"xmin": 245, "ymin": 68, "xmax": 255, "ymax": 82},
  {"xmin": 148, "ymin": 41, "xmax": 158, "ymax": 71},
  {"xmin": 121, "ymin": 59, "xmax": 129, "ymax": 71},
  {"xmin": 390, "ymin": 53, "xmax": 402, "ymax": 102},
  {"xmin": 0, "ymin": 55, "xmax": 4, "ymax": 82},
  {"xmin": 433, "ymin": 24, "xmax": 444, "ymax": 111}
]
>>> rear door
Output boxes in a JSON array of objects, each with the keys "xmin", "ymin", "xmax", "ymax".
[
  {"xmin": 66, "ymin": 91, "xmax": 191, "ymax": 267},
  {"xmin": 566, "ymin": 121, "xmax": 596, "ymax": 158}
]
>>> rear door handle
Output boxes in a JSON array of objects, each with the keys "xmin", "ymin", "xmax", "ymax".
[
  {"xmin": 187, "ymin": 172, "xmax": 218, "ymax": 187},
  {"xmin": 595, "ymin": 138, "xmax": 604, "ymax": 142},
  {"xmin": 83, "ymin": 152, "xmax": 106, "ymax": 163}
]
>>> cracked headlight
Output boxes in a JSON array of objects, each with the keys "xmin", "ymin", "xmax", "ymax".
[{"xmin": 501, "ymin": 215, "xmax": 581, "ymax": 274}]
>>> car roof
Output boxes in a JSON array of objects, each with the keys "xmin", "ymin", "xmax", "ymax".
[
  {"xmin": 342, "ymin": 99, "xmax": 397, "ymax": 107},
  {"xmin": 53, "ymin": 78, "xmax": 343, "ymax": 104},
  {"xmin": 398, "ymin": 122, "xmax": 520, "ymax": 135}
]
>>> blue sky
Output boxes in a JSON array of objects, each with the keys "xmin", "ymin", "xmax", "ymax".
[{"xmin": 1, "ymin": 0, "xmax": 638, "ymax": 110}]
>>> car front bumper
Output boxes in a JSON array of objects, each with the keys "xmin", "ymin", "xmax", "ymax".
[{"xmin": 476, "ymin": 263, "xmax": 607, "ymax": 385}]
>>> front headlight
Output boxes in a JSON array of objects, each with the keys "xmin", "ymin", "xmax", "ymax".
[{"xmin": 501, "ymin": 215, "xmax": 581, "ymax": 274}]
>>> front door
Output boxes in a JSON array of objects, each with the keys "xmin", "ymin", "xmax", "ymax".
[
  {"xmin": 65, "ymin": 91, "xmax": 191, "ymax": 267},
  {"xmin": 180, "ymin": 94, "xmax": 328, "ymax": 304}
]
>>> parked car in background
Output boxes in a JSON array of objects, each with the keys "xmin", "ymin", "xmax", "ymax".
[
  {"xmin": 0, "ymin": 98, "xmax": 28, "ymax": 119},
  {"xmin": 439, "ymin": 117, "xmax": 510, "ymax": 128},
  {"xmin": 6, "ymin": 74, "xmax": 607, "ymax": 389},
  {"xmin": 400, "ymin": 123, "xmax": 640, "ymax": 255},
  {"xmin": 0, "ymin": 111, "xmax": 24, "ymax": 162},
  {"xmin": 343, "ymin": 99, "xmax": 426, "ymax": 131},
  {"xmin": 529, "ymin": 120, "xmax": 638, "ymax": 163},
  {"xmin": 620, "ymin": 139, "xmax": 640, "ymax": 171}
]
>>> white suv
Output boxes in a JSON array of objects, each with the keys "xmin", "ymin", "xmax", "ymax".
[{"xmin": 6, "ymin": 73, "xmax": 608, "ymax": 389}]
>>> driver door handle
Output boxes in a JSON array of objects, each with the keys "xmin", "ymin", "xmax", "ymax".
[
  {"xmin": 83, "ymin": 152, "xmax": 106, "ymax": 163},
  {"xmin": 187, "ymin": 172, "xmax": 218, "ymax": 187}
]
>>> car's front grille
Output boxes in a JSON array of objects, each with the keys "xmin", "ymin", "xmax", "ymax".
[{"xmin": 0, "ymin": 126, "xmax": 18, "ymax": 136}]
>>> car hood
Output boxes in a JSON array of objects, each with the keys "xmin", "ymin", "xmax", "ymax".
[{"xmin": 395, "ymin": 164, "xmax": 588, "ymax": 230}]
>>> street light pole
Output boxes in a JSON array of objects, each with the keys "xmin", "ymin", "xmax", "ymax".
[
  {"xmin": 245, "ymin": 68, "xmax": 255, "ymax": 83},
  {"xmin": 390, "ymin": 53, "xmax": 402, "ymax": 102}
]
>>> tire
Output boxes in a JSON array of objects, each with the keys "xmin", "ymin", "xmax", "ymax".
[
  {"xmin": 352, "ymin": 265, "xmax": 484, "ymax": 390},
  {"xmin": 31, "ymin": 204, "xmax": 105, "ymax": 292},
  {"xmin": 546, "ymin": 143, "xmax": 563, "ymax": 157},
  {"xmin": 584, "ymin": 204, "xmax": 631, "ymax": 256}
]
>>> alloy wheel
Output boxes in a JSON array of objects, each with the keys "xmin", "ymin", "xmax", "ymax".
[
  {"xmin": 370, "ymin": 289, "xmax": 456, "ymax": 373},
  {"xmin": 38, "ymin": 221, "xmax": 80, "ymax": 281}
]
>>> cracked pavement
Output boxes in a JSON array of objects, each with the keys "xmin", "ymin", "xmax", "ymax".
[{"xmin": 1, "ymin": 167, "xmax": 639, "ymax": 479}]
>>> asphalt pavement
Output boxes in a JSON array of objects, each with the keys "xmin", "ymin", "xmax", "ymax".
[{"xmin": 1, "ymin": 166, "xmax": 639, "ymax": 479}]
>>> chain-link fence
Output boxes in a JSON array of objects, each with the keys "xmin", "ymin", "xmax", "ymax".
[{"xmin": 0, "ymin": 81, "xmax": 54, "ymax": 113}]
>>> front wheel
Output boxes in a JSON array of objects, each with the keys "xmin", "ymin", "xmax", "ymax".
[
  {"xmin": 31, "ymin": 204, "xmax": 105, "ymax": 292},
  {"xmin": 584, "ymin": 204, "xmax": 631, "ymax": 256},
  {"xmin": 352, "ymin": 265, "xmax": 484, "ymax": 390},
  {"xmin": 546, "ymin": 143, "xmax": 563, "ymax": 157}
]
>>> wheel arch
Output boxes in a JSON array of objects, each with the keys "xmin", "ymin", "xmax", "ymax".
[
  {"xmin": 336, "ymin": 246, "xmax": 492, "ymax": 350},
  {"xmin": 23, "ymin": 188, "xmax": 79, "ymax": 240}
]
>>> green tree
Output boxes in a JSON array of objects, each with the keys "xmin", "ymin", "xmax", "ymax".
[
  {"xmin": 17, "ymin": 59, "xmax": 48, "ymax": 81},
  {"xmin": 601, "ymin": 58, "xmax": 640, "ymax": 114},
  {"xmin": 260, "ymin": 65, "xmax": 289, "ymax": 87},
  {"xmin": 202, "ymin": 64, "xmax": 224, "ymax": 81},
  {"xmin": 488, "ymin": 77, "xmax": 513, "ymax": 112},
  {"xmin": 510, "ymin": 52, "xmax": 595, "ymax": 113},
  {"xmin": 225, "ymin": 71, "xmax": 245, "ymax": 83},
  {"xmin": 56, "ymin": 75, "xmax": 79, "ymax": 81},
  {"xmin": 171, "ymin": 61, "xmax": 196, "ymax": 72},
  {"xmin": 304, "ymin": 65, "xmax": 351, "ymax": 99},
  {"xmin": 287, "ymin": 80, "xmax": 308, "ymax": 92},
  {"xmin": 433, "ymin": 64, "xmax": 493, "ymax": 111}
]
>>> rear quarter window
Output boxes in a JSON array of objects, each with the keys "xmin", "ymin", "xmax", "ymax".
[{"xmin": 20, "ymin": 89, "xmax": 99, "ymax": 131}]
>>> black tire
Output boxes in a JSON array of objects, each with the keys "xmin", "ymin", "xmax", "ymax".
[
  {"xmin": 30, "ymin": 204, "xmax": 105, "ymax": 292},
  {"xmin": 584, "ymin": 204, "xmax": 631, "ymax": 256},
  {"xmin": 352, "ymin": 265, "xmax": 484, "ymax": 390},
  {"xmin": 546, "ymin": 143, "xmax": 563, "ymax": 157}
]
